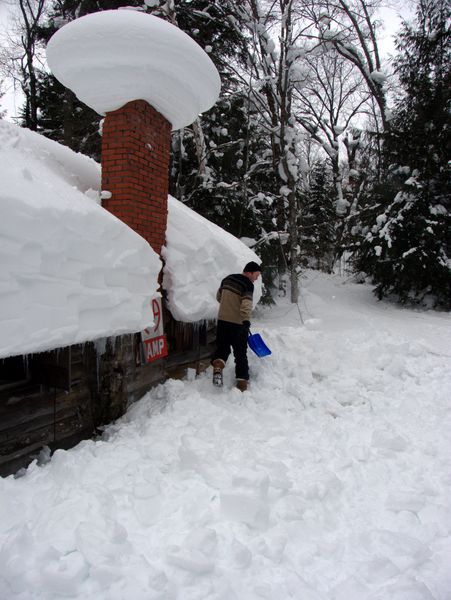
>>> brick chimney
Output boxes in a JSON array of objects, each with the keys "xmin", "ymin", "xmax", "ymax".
[
  {"xmin": 46, "ymin": 11, "xmax": 220, "ymax": 256},
  {"xmin": 101, "ymin": 100, "xmax": 171, "ymax": 255}
]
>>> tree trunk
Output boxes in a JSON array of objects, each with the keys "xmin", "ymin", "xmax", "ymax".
[
  {"xmin": 192, "ymin": 118, "xmax": 207, "ymax": 177},
  {"xmin": 288, "ymin": 187, "xmax": 299, "ymax": 304},
  {"xmin": 63, "ymin": 88, "xmax": 75, "ymax": 149}
]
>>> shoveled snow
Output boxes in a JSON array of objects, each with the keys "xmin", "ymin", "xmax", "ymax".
[
  {"xmin": 0, "ymin": 120, "xmax": 161, "ymax": 359},
  {"xmin": 162, "ymin": 196, "xmax": 262, "ymax": 322},
  {"xmin": 1, "ymin": 271, "xmax": 449, "ymax": 599},
  {"xmin": 46, "ymin": 10, "xmax": 221, "ymax": 130}
]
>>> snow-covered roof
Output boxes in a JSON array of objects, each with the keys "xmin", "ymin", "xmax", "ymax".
[
  {"xmin": 0, "ymin": 120, "xmax": 161, "ymax": 359},
  {"xmin": 163, "ymin": 197, "xmax": 262, "ymax": 323},
  {"xmin": 46, "ymin": 10, "xmax": 221, "ymax": 130},
  {"xmin": 0, "ymin": 122, "xmax": 261, "ymax": 358}
]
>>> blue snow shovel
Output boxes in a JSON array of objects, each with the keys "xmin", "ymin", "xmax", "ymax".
[{"xmin": 248, "ymin": 331, "xmax": 272, "ymax": 357}]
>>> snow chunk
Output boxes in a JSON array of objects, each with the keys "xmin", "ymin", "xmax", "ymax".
[
  {"xmin": 385, "ymin": 491, "xmax": 425, "ymax": 514},
  {"xmin": 323, "ymin": 29, "xmax": 343, "ymax": 41},
  {"xmin": 405, "ymin": 176, "xmax": 420, "ymax": 187},
  {"xmin": 40, "ymin": 550, "xmax": 88, "ymax": 597},
  {"xmin": 318, "ymin": 12, "xmax": 332, "ymax": 26},
  {"xmin": 371, "ymin": 430, "xmax": 407, "ymax": 452},
  {"xmin": 430, "ymin": 204, "xmax": 447, "ymax": 216},
  {"xmin": 166, "ymin": 547, "xmax": 214, "ymax": 574},
  {"xmin": 46, "ymin": 10, "xmax": 221, "ymax": 130},
  {"xmin": 162, "ymin": 196, "xmax": 261, "ymax": 322},
  {"xmin": 0, "ymin": 121, "xmax": 161, "ymax": 359},
  {"xmin": 370, "ymin": 70, "xmax": 387, "ymax": 85}
]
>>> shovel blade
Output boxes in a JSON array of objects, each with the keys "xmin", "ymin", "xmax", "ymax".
[{"xmin": 248, "ymin": 333, "xmax": 271, "ymax": 357}]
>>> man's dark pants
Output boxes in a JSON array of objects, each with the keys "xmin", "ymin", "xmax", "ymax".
[{"xmin": 213, "ymin": 320, "xmax": 249, "ymax": 380}]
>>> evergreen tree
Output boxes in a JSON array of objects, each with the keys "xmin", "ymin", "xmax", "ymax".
[
  {"xmin": 353, "ymin": 0, "xmax": 451, "ymax": 308},
  {"xmin": 34, "ymin": 1, "xmax": 132, "ymax": 157},
  {"xmin": 35, "ymin": 71, "xmax": 102, "ymax": 159},
  {"xmin": 300, "ymin": 161, "xmax": 336, "ymax": 272}
]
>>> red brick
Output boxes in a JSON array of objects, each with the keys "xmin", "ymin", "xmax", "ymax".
[{"xmin": 101, "ymin": 100, "xmax": 170, "ymax": 254}]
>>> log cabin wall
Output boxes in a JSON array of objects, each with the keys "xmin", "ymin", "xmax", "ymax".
[{"xmin": 0, "ymin": 317, "xmax": 215, "ymax": 477}]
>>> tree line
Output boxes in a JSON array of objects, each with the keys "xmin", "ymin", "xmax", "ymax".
[{"xmin": 1, "ymin": 0, "xmax": 450, "ymax": 308}]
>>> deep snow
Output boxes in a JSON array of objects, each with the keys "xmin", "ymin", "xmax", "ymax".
[
  {"xmin": 0, "ymin": 119, "xmax": 161, "ymax": 359},
  {"xmin": 46, "ymin": 10, "xmax": 221, "ymax": 130},
  {"xmin": 0, "ymin": 120, "xmax": 260, "ymax": 358},
  {"xmin": 1, "ymin": 271, "xmax": 450, "ymax": 600},
  {"xmin": 163, "ymin": 196, "xmax": 261, "ymax": 323}
]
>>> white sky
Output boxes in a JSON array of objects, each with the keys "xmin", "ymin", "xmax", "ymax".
[{"xmin": 0, "ymin": 1, "xmax": 416, "ymax": 122}]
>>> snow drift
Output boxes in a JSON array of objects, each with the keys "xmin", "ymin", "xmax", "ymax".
[
  {"xmin": 163, "ymin": 196, "xmax": 261, "ymax": 322},
  {"xmin": 0, "ymin": 120, "xmax": 161, "ymax": 359},
  {"xmin": 0, "ymin": 121, "xmax": 261, "ymax": 357}
]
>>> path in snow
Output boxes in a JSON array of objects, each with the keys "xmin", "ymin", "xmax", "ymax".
[{"xmin": 1, "ymin": 272, "xmax": 450, "ymax": 600}]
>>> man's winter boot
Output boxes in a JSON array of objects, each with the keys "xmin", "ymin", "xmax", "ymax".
[
  {"xmin": 236, "ymin": 378, "xmax": 248, "ymax": 392},
  {"xmin": 212, "ymin": 359, "xmax": 225, "ymax": 387}
]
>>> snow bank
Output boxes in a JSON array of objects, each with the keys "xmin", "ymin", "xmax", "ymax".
[
  {"xmin": 0, "ymin": 120, "xmax": 161, "ymax": 359},
  {"xmin": 162, "ymin": 196, "xmax": 262, "ymax": 322},
  {"xmin": 46, "ymin": 10, "xmax": 221, "ymax": 130}
]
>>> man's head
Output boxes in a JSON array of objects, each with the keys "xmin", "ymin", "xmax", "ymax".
[{"xmin": 243, "ymin": 261, "xmax": 262, "ymax": 283}]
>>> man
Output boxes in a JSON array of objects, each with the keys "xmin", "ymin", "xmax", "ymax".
[{"xmin": 211, "ymin": 261, "xmax": 262, "ymax": 391}]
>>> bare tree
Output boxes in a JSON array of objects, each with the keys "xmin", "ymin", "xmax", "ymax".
[
  {"xmin": 17, "ymin": 0, "xmax": 47, "ymax": 130},
  {"xmin": 292, "ymin": 48, "xmax": 371, "ymax": 215},
  {"xmin": 308, "ymin": 0, "xmax": 389, "ymax": 130},
  {"xmin": 229, "ymin": 0, "xmax": 313, "ymax": 303}
]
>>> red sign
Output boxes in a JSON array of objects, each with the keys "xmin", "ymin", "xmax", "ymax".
[
  {"xmin": 143, "ymin": 335, "xmax": 168, "ymax": 363},
  {"xmin": 141, "ymin": 297, "xmax": 168, "ymax": 363}
]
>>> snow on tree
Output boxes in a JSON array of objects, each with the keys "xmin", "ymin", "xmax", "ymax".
[
  {"xmin": 354, "ymin": 0, "xmax": 451, "ymax": 308},
  {"xmin": 304, "ymin": 0, "xmax": 389, "ymax": 131},
  {"xmin": 0, "ymin": 80, "xmax": 6, "ymax": 119},
  {"xmin": 299, "ymin": 160, "xmax": 336, "ymax": 272},
  {"xmin": 292, "ymin": 48, "xmax": 371, "ymax": 217},
  {"xmin": 223, "ymin": 0, "xmax": 308, "ymax": 304}
]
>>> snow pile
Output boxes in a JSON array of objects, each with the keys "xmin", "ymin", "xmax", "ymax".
[
  {"xmin": 0, "ymin": 120, "xmax": 161, "ymax": 359},
  {"xmin": 0, "ymin": 271, "xmax": 449, "ymax": 599},
  {"xmin": 162, "ymin": 196, "xmax": 262, "ymax": 322},
  {"xmin": 46, "ymin": 10, "xmax": 221, "ymax": 130}
]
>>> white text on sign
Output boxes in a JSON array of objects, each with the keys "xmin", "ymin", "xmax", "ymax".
[{"xmin": 143, "ymin": 335, "xmax": 168, "ymax": 363}]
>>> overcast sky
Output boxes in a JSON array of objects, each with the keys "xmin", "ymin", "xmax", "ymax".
[{"xmin": 0, "ymin": 1, "xmax": 415, "ymax": 122}]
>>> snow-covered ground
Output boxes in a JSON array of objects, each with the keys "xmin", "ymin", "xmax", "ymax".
[{"xmin": 1, "ymin": 271, "xmax": 450, "ymax": 600}]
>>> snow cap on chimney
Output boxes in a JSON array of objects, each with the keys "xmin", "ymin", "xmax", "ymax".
[{"xmin": 46, "ymin": 10, "xmax": 221, "ymax": 130}]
